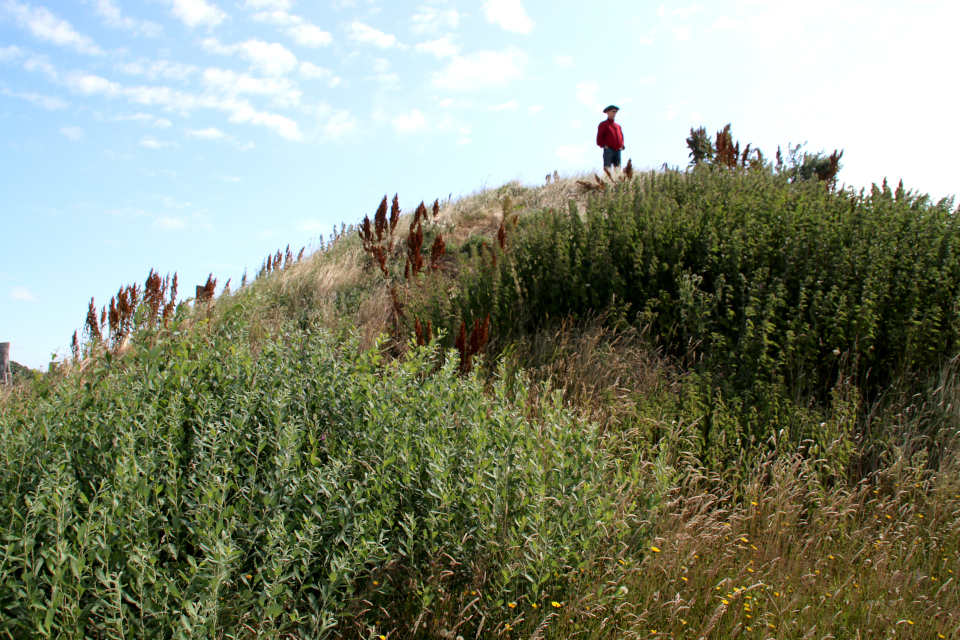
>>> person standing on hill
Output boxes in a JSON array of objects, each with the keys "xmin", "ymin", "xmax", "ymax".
[{"xmin": 597, "ymin": 105, "xmax": 625, "ymax": 168}]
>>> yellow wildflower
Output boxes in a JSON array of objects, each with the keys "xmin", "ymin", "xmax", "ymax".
[
  {"xmin": 651, "ymin": 546, "xmax": 661, "ymax": 553},
  {"xmin": 551, "ymin": 601, "xmax": 561, "ymax": 608},
  {"xmin": 508, "ymin": 602, "xmax": 516, "ymax": 609}
]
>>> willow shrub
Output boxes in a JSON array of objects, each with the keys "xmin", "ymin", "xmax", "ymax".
[
  {"xmin": 0, "ymin": 306, "xmax": 646, "ymax": 639},
  {"xmin": 447, "ymin": 168, "xmax": 960, "ymax": 454}
]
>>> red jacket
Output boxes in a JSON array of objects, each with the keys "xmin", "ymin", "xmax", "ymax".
[{"xmin": 597, "ymin": 120, "xmax": 624, "ymax": 149}]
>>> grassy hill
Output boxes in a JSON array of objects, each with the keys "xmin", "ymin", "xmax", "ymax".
[{"xmin": 1, "ymin": 158, "xmax": 958, "ymax": 639}]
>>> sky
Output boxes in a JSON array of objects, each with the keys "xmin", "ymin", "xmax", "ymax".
[{"xmin": 1, "ymin": 0, "xmax": 958, "ymax": 369}]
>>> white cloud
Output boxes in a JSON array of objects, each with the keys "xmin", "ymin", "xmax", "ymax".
[
  {"xmin": 392, "ymin": 109, "xmax": 427, "ymax": 133},
  {"xmin": 154, "ymin": 118, "xmax": 172, "ymax": 127},
  {"xmin": 244, "ymin": 0, "xmax": 290, "ymax": 11},
  {"xmin": 299, "ymin": 61, "xmax": 328, "ymax": 79},
  {"xmin": 1, "ymin": 87, "xmax": 68, "ymax": 110},
  {"xmin": 287, "ymin": 23, "xmax": 332, "ymax": 47},
  {"xmin": 108, "ymin": 112, "xmax": 154, "ymax": 123},
  {"xmin": 140, "ymin": 137, "xmax": 171, "ymax": 148},
  {"xmin": 492, "ymin": 101, "xmax": 518, "ymax": 111},
  {"xmin": 66, "ymin": 73, "xmax": 123, "ymax": 98},
  {"xmin": 663, "ymin": 100, "xmax": 690, "ymax": 120},
  {"xmin": 10, "ymin": 286, "xmax": 38, "ymax": 302},
  {"xmin": 188, "ymin": 127, "xmax": 226, "ymax": 140},
  {"xmin": 482, "ymin": 0, "xmax": 533, "ymax": 34},
  {"xmin": 201, "ymin": 67, "xmax": 302, "ymax": 107},
  {"xmin": 223, "ymin": 101, "xmax": 301, "ymax": 140},
  {"xmin": 299, "ymin": 61, "xmax": 341, "ymax": 86},
  {"xmin": 63, "ymin": 66, "xmax": 304, "ymax": 141},
  {"xmin": 60, "ymin": 125, "xmax": 83, "ymax": 140},
  {"xmin": 439, "ymin": 98, "xmax": 454, "ymax": 108},
  {"xmin": 528, "ymin": 105, "xmax": 542, "ymax": 114},
  {"xmin": 458, "ymin": 137, "xmax": 469, "ymax": 145},
  {"xmin": 569, "ymin": 119, "xmax": 581, "ymax": 130},
  {"xmin": 348, "ymin": 21, "xmax": 398, "ymax": 48},
  {"xmin": 575, "ymin": 81, "xmax": 600, "ymax": 111},
  {"xmin": 155, "ymin": 216, "xmax": 186, "ymax": 230},
  {"xmin": 555, "ymin": 144, "xmax": 587, "ymax": 162},
  {"xmin": 689, "ymin": 111, "xmax": 703, "ymax": 122},
  {"xmin": 672, "ymin": 26, "xmax": 690, "ymax": 41},
  {"xmin": 432, "ymin": 48, "xmax": 526, "ymax": 90},
  {"xmin": 96, "ymin": 0, "xmax": 162, "ymax": 35},
  {"xmin": 416, "ymin": 35, "xmax": 458, "ymax": 58},
  {"xmin": 22, "ymin": 55, "xmax": 58, "ymax": 80},
  {"xmin": 0, "ymin": 44, "xmax": 22, "ymax": 61},
  {"xmin": 117, "ymin": 59, "xmax": 199, "ymax": 81},
  {"xmin": 202, "ymin": 38, "xmax": 298, "ymax": 76},
  {"xmin": 164, "ymin": 0, "xmax": 226, "ymax": 28},
  {"xmin": 248, "ymin": 4, "xmax": 331, "ymax": 47},
  {"xmin": 411, "ymin": 6, "xmax": 459, "ymax": 35},
  {"xmin": 317, "ymin": 109, "xmax": 357, "ymax": 141},
  {"xmin": 2, "ymin": 0, "xmax": 103, "ymax": 55},
  {"xmin": 554, "ymin": 55, "xmax": 573, "ymax": 68}
]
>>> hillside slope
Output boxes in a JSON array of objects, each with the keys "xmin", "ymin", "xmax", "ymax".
[{"xmin": 1, "ymin": 165, "xmax": 958, "ymax": 639}]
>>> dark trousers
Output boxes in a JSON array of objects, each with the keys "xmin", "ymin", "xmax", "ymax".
[{"xmin": 603, "ymin": 147, "xmax": 622, "ymax": 168}]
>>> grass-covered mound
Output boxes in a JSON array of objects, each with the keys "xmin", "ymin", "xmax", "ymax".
[
  {"xmin": 1, "ymin": 158, "xmax": 959, "ymax": 639},
  {"xmin": 401, "ymin": 168, "xmax": 960, "ymax": 467}
]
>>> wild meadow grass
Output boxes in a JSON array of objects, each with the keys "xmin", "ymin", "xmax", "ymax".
[{"xmin": 2, "ymin": 163, "xmax": 959, "ymax": 638}]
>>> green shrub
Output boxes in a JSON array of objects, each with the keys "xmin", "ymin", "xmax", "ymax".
[
  {"xmin": 444, "ymin": 167, "xmax": 959, "ymax": 456},
  {"xmin": 0, "ymin": 306, "xmax": 646, "ymax": 638}
]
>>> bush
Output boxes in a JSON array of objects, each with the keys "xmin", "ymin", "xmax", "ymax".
[
  {"xmin": 0, "ymin": 307, "xmax": 646, "ymax": 638},
  {"xmin": 445, "ymin": 167, "xmax": 960, "ymax": 457}
]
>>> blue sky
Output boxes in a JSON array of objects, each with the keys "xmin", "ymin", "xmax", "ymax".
[{"xmin": 2, "ymin": 0, "xmax": 957, "ymax": 369}]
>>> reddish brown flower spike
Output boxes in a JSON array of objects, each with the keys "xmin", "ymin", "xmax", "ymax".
[{"xmin": 430, "ymin": 233, "xmax": 446, "ymax": 270}]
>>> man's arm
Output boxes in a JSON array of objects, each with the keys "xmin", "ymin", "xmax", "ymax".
[{"xmin": 597, "ymin": 122, "xmax": 607, "ymax": 148}]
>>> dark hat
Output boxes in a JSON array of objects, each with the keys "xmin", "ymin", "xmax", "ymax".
[{"xmin": 603, "ymin": 105, "xmax": 620, "ymax": 113}]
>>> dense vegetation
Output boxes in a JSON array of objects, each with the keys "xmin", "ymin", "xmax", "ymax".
[
  {"xmin": 405, "ymin": 167, "xmax": 960, "ymax": 469},
  {"xmin": 1, "ymin": 154, "xmax": 958, "ymax": 639},
  {"xmin": 0, "ymin": 310, "xmax": 650, "ymax": 638}
]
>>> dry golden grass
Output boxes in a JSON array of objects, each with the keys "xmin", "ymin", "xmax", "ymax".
[
  {"xmin": 505, "ymin": 319, "xmax": 676, "ymax": 436},
  {"xmin": 517, "ymin": 445, "xmax": 960, "ymax": 640}
]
